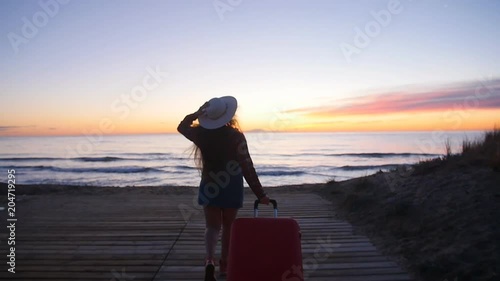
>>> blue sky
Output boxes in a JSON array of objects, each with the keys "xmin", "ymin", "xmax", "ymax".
[{"xmin": 1, "ymin": 0, "xmax": 499, "ymax": 135}]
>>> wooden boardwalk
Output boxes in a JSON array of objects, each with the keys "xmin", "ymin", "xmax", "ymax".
[{"xmin": 0, "ymin": 188, "xmax": 413, "ymax": 281}]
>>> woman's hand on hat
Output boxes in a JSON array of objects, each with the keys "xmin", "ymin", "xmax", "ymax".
[{"xmin": 195, "ymin": 102, "xmax": 210, "ymax": 117}]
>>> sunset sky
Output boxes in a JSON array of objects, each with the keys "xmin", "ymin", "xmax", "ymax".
[{"xmin": 1, "ymin": 0, "xmax": 499, "ymax": 136}]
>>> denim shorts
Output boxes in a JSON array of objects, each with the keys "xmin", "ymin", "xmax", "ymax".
[{"xmin": 198, "ymin": 173, "xmax": 244, "ymax": 209}]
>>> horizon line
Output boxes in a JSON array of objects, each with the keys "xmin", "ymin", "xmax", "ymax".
[{"xmin": 0, "ymin": 128, "xmax": 492, "ymax": 138}]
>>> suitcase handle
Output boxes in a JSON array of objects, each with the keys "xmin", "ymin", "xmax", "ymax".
[{"xmin": 253, "ymin": 199, "xmax": 278, "ymax": 218}]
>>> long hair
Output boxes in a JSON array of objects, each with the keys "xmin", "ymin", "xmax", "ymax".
[{"xmin": 191, "ymin": 117, "xmax": 241, "ymax": 171}]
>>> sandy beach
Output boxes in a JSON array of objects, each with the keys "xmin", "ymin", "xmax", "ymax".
[
  {"xmin": 320, "ymin": 163, "xmax": 500, "ymax": 280},
  {"xmin": 1, "ymin": 158, "xmax": 499, "ymax": 281}
]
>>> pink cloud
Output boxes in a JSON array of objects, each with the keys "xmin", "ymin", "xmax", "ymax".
[{"xmin": 289, "ymin": 78, "xmax": 500, "ymax": 117}]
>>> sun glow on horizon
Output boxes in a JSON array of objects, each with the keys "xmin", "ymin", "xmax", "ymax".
[
  {"xmin": 1, "ymin": 1, "xmax": 499, "ymax": 137},
  {"xmin": 2, "ymin": 107, "xmax": 498, "ymax": 137}
]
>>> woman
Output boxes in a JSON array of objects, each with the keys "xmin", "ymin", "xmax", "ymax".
[{"xmin": 177, "ymin": 96, "xmax": 270, "ymax": 281}]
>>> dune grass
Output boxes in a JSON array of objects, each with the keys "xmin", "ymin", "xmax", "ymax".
[
  {"xmin": 322, "ymin": 128, "xmax": 500, "ymax": 281},
  {"xmin": 413, "ymin": 128, "xmax": 500, "ymax": 175},
  {"xmin": 461, "ymin": 127, "xmax": 500, "ymax": 170}
]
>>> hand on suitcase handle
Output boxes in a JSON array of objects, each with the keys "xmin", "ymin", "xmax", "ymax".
[
  {"xmin": 260, "ymin": 195, "xmax": 270, "ymax": 205},
  {"xmin": 253, "ymin": 199, "xmax": 278, "ymax": 218},
  {"xmin": 254, "ymin": 199, "xmax": 277, "ymax": 209}
]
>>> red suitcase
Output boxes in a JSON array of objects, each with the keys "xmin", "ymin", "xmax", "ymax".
[{"xmin": 227, "ymin": 200, "xmax": 304, "ymax": 281}]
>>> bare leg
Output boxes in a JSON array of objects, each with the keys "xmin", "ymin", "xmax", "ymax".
[
  {"xmin": 221, "ymin": 208, "xmax": 239, "ymax": 263},
  {"xmin": 203, "ymin": 206, "xmax": 222, "ymax": 261}
]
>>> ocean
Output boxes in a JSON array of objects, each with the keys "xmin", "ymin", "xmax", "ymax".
[{"xmin": 0, "ymin": 131, "xmax": 483, "ymax": 187}]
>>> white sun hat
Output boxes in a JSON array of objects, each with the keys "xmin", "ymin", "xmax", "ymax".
[{"xmin": 198, "ymin": 96, "xmax": 238, "ymax": 129}]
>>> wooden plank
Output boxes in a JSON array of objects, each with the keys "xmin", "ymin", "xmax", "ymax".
[
  {"xmin": 162, "ymin": 255, "xmax": 391, "ymax": 266},
  {"xmin": 10, "ymin": 259, "xmax": 165, "ymax": 266},
  {"xmin": 303, "ymin": 274, "xmax": 412, "ymax": 281},
  {"xmin": 165, "ymin": 251, "xmax": 389, "ymax": 261},
  {"xmin": 17, "ymin": 240, "xmax": 176, "ymax": 246},
  {"xmin": 0, "ymin": 272, "xmax": 154, "ymax": 279},
  {"xmin": 13, "ymin": 254, "xmax": 166, "ymax": 260}
]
